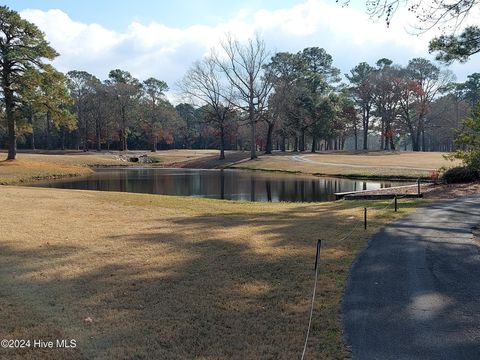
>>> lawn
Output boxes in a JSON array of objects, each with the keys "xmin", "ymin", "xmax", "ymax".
[
  {"xmin": 0, "ymin": 150, "xmax": 220, "ymax": 185},
  {"xmin": 0, "ymin": 150, "xmax": 460, "ymax": 185},
  {"xmin": 232, "ymin": 151, "xmax": 460, "ymax": 179},
  {"xmin": 0, "ymin": 186, "xmax": 418, "ymax": 359}
]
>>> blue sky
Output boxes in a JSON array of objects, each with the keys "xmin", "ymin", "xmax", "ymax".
[
  {"xmin": 5, "ymin": 0, "xmax": 303, "ymax": 29},
  {"xmin": 5, "ymin": 0, "xmax": 479, "ymax": 94}
]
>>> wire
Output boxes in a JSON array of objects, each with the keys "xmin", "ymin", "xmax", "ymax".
[
  {"xmin": 300, "ymin": 195, "xmax": 411, "ymax": 358},
  {"xmin": 301, "ymin": 240, "xmax": 321, "ymax": 360}
]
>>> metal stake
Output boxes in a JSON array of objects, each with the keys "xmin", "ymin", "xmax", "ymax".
[{"xmin": 364, "ymin": 207, "xmax": 367, "ymax": 230}]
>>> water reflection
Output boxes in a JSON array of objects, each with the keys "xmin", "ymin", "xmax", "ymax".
[{"xmin": 29, "ymin": 168, "xmax": 408, "ymax": 203}]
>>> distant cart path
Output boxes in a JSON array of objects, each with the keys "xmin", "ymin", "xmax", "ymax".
[
  {"xmin": 290, "ymin": 154, "xmax": 436, "ymax": 171},
  {"xmin": 343, "ymin": 196, "xmax": 480, "ymax": 359}
]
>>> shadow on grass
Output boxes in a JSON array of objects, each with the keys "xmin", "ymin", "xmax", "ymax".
[{"xmin": 0, "ymin": 200, "xmax": 415, "ymax": 359}]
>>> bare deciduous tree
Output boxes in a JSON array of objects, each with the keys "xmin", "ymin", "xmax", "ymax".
[
  {"xmin": 180, "ymin": 57, "xmax": 235, "ymax": 160},
  {"xmin": 214, "ymin": 34, "xmax": 272, "ymax": 159}
]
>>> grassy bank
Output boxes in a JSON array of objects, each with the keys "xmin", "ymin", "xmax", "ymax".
[
  {"xmin": 0, "ymin": 150, "xmax": 459, "ymax": 185},
  {"xmin": 0, "ymin": 186, "xmax": 418, "ymax": 359},
  {"xmin": 0, "ymin": 150, "xmax": 220, "ymax": 185},
  {"xmin": 232, "ymin": 151, "xmax": 459, "ymax": 180}
]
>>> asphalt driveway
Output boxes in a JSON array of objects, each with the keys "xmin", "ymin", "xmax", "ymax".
[{"xmin": 343, "ymin": 196, "xmax": 480, "ymax": 359}]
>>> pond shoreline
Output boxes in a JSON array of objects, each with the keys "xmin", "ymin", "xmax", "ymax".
[
  {"xmin": 225, "ymin": 165, "xmax": 424, "ymax": 182},
  {"xmin": 24, "ymin": 167, "xmax": 411, "ymax": 203}
]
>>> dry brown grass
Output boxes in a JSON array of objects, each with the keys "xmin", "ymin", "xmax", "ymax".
[
  {"xmin": 0, "ymin": 186, "xmax": 418, "ymax": 359},
  {"xmin": 1, "ymin": 150, "xmax": 457, "ymax": 185},
  {"xmin": 0, "ymin": 158, "xmax": 92, "ymax": 185},
  {"xmin": 233, "ymin": 151, "xmax": 460, "ymax": 179},
  {"xmin": 0, "ymin": 151, "xmax": 221, "ymax": 185},
  {"xmin": 149, "ymin": 149, "xmax": 221, "ymax": 165}
]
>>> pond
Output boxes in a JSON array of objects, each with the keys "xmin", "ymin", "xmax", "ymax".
[{"xmin": 29, "ymin": 168, "xmax": 408, "ymax": 202}]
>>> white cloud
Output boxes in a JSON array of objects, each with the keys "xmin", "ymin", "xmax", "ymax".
[{"xmin": 20, "ymin": 0, "xmax": 478, "ymax": 97}]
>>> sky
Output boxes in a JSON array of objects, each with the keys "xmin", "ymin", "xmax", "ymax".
[{"xmin": 4, "ymin": 0, "xmax": 480, "ymax": 97}]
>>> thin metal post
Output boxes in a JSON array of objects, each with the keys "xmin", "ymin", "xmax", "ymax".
[
  {"xmin": 394, "ymin": 196, "xmax": 398, "ymax": 212},
  {"xmin": 301, "ymin": 240, "xmax": 322, "ymax": 360},
  {"xmin": 364, "ymin": 207, "xmax": 367, "ymax": 230},
  {"xmin": 314, "ymin": 239, "xmax": 322, "ymax": 270}
]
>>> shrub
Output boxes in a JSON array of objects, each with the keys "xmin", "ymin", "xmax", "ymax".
[
  {"xmin": 446, "ymin": 102, "xmax": 480, "ymax": 170},
  {"xmin": 442, "ymin": 166, "xmax": 479, "ymax": 184}
]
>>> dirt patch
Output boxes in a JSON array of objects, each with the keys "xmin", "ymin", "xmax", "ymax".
[
  {"xmin": 343, "ymin": 181, "xmax": 480, "ymax": 200},
  {"xmin": 425, "ymin": 181, "xmax": 480, "ymax": 199}
]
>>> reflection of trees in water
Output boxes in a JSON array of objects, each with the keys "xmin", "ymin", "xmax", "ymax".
[
  {"xmin": 250, "ymin": 176, "xmax": 256, "ymax": 202},
  {"xmin": 37, "ymin": 169, "xmax": 402, "ymax": 203},
  {"xmin": 266, "ymin": 181, "xmax": 272, "ymax": 202},
  {"xmin": 220, "ymin": 170, "xmax": 225, "ymax": 200},
  {"xmin": 280, "ymin": 180, "xmax": 286, "ymax": 201}
]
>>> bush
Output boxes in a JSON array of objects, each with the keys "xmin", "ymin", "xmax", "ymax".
[
  {"xmin": 442, "ymin": 166, "xmax": 479, "ymax": 184},
  {"xmin": 447, "ymin": 102, "xmax": 480, "ymax": 170}
]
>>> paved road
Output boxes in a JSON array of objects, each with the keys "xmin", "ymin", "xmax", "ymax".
[
  {"xmin": 343, "ymin": 196, "xmax": 480, "ymax": 360},
  {"xmin": 290, "ymin": 155, "xmax": 434, "ymax": 171}
]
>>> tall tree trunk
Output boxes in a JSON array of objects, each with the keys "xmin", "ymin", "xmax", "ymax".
[
  {"xmin": 421, "ymin": 128, "xmax": 426, "ymax": 152},
  {"xmin": 363, "ymin": 127, "xmax": 368, "ymax": 150},
  {"xmin": 31, "ymin": 128, "xmax": 35, "ymax": 150},
  {"xmin": 46, "ymin": 111, "xmax": 52, "ymax": 150},
  {"xmin": 293, "ymin": 136, "xmax": 298, "ymax": 152},
  {"xmin": 280, "ymin": 134, "xmax": 286, "ymax": 152},
  {"xmin": 354, "ymin": 125, "xmax": 358, "ymax": 151},
  {"xmin": 61, "ymin": 128, "xmax": 66, "ymax": 150},
  {"xmin": 5, "ymin": 91, "xmax": 16, "ymax": 159},
  {"xmin": 29, "ymin": 110, "xmax": 36, "ymax": 150},
  {"xmin": 219, "ymin": 127, "xmax": 225, "ymax": 160},
  {"xmin": 151, "ymin": 134, "xmax": 157, "ymax": 152},
  {"xmin": 121, "ymin": 106, "xmax": 127, "ymax": 151},
  {"xmin": 311, "ymin": 136, "xmax": 316, "ymax": 153},
  {"xmin": 299, "ymin": 129, "xmax": 305, "ymax": 152},
  {"xmin": 95, "ymin": 117, "xmax": 101, "ymax": 152},
  {"xmin": 265, "ymin": 122, "xmax": 274, "ymax": 154},
  {"xmin": 249, "ymin": 99, "xmax": 256, "ymax": 159},
  {"xmin": 96, "ymin": 133, "xmax": 101, "ymax": 151},
  {"xmin": 389, "ymin": 135, "xmax": 395, "ymax": 151},
  {"xmin": 380, "ymin": 118, "xmax": 385, "ymax": 150},
  {"xmin": 412, "ymin": 136, "xmax": 419, "ymax": 151},
  {"xmin": 83, "ymin": 121, "xmax": 88, "ymax": 152},
  {"xmin": 75, "ymin": 129, "xmax": 80, "ymax": 150},
  {"xmin": 118, "ymin": 130, "xmax": 124, "ymax": 151},
  {"xmin": 3, "ymin": 71, "xmax": 16, "ymax": 160},
  {"xmin": 362, "ymin": 108, "xmax": 370, "ymax": 150}
]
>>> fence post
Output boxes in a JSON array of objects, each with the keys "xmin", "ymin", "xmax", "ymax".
[
  {"xmin": 314, "ymin": 239, "xmax": 321, "ymax": 270},
  {"xmin": 364, "ymin": 207, "xmax": 367, "ymax": 230},
  {"xmin": 394, "ymin": 195, "xmax": 398, "ymax": 212},
  {"xmin": 301, "ymin": 239, "xmax": 322, "ymax": 360},
  {"xmin": 417, "ymin": 178, "xmax": 421, "ymax": 196}
]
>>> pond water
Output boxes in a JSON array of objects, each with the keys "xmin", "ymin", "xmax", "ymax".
[{"xmin": 29, "ymin": 168, "xmax": 409, "ymax": 202}]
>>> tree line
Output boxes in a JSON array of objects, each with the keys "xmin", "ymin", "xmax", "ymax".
[{"xmin": 1, "ymin": 5, "xmax": 479, "ymax": 160}]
